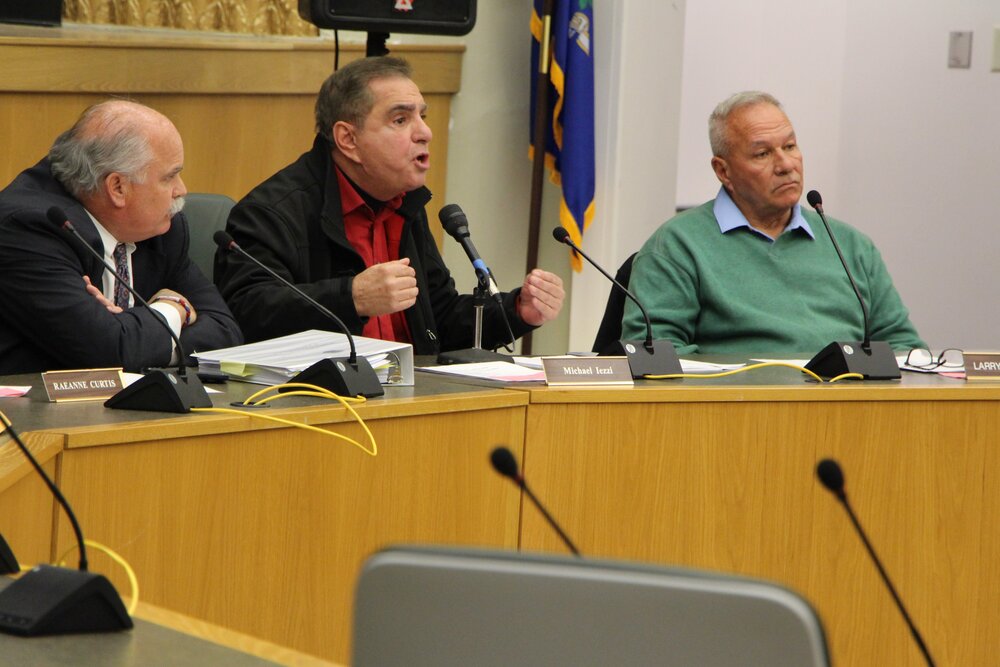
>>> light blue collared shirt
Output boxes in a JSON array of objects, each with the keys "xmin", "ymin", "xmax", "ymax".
[{"xmin": 712, "ymin": 186, "xmax": 814, "ymax": 241}]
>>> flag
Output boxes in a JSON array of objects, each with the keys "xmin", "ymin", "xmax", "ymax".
[{"xmin": 530, "ymin": 0, "xmax": 595, "ymax": 272}]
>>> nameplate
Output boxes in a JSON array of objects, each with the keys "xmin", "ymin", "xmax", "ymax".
[
  {"xmin": 42, "ymin": 368, "xmax": 125, "ymax": 402},
  {"xmin": 542, "ymin": 356, "xmax": 634, "ymax": 386},
  {"xmin": 963, "ymin": 352, "xmax": 1000, "ymax": 381}
]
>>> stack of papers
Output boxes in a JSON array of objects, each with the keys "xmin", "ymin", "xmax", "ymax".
[
  {"xmin": 418, "ymin": 361, "xmax": 546, "ymax": 383},
  {"xmin": 193, "ymin": 330, "xmax": 414, "ymax": 386}
]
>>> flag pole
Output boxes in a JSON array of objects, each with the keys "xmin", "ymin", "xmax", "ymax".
[{"xmin": 524, "ymin": 0, "xmax": 554, "ymax": 355}]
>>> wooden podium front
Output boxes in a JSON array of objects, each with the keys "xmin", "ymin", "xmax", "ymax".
[
  {"xmin": 1, "ymin": 375, "xmax": 526, "ymax": 664},
  {"xmin": 516, "ymin": 372, "xmax": 1000, "ymax": 667}
]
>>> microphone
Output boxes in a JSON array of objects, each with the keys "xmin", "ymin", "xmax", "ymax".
[
  {"xmin": 435, "ymin": 205, "xmax": 515, "ymax": 365},
  {"xmin": 213, "ymin": 231, "xmax": 383, "ymax": 398},
  {"xmin": 47, "ymin": 206, "xmax": 211, "ymax": 413},
  {"xmin": 439, "ymin": 204, "xmax": 502, "ymax": 301},
  {"xmin": 803, "ymin": 191, "xmax": 900, "ymax": 380},
  {"xmin": 816, "ymin": 458, "xmax": 935, "ymax": 666},
  {"xmin": 552, "ymin": 226, "xmax": 681, "ymax": 378},
  {"xmin": 0, "ymin": 412, "xmax": 131, "ymax": 635},
  {"xmin": 490, "ymin": 446, "xmax": 580, "ymax": 557}
]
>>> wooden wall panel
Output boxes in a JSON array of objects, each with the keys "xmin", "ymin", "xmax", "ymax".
[
  {"xmin": 0, "ymin": 26, "xmax": 462, "ymax": 243},
  {"xmin": 0, "ymin": 431, "xmax": 64, "ymax": 567}
]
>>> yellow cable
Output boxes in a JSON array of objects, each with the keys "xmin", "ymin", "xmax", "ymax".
[
  {"xmin": 56, "ymin": 539, "xmax": 139, "ymax": 615},
  {"xmin": 191, "ymin": 382, "xmax": 377, "ymax": 456},
  {"xmin": 242, "ymin": 382, "xmax": 365, "ymax": 405},
  {"xmin": 829, "ymin": 372, "xmax": 865, "ymax": 382},
  {"xmin": 644, "ymin": 361, "xmax": 868, "ymax": 384}
]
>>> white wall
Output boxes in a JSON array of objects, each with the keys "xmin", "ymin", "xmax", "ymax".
[
  {"xmin": 566, "ymin": 1, "xmax": 686, "ymax": 351},
  {"xmin": 677, "ymin": 0, "xmax": 1000, "ymax": 348}
]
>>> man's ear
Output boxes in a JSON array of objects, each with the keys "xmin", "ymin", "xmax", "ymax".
[
  {"xmin": 711, "ymin": 156, "xmax": 731, "ymax": 191},
  {"xmin": 104, "ymin": 172, "xmax": 130, "ymax": 209},
  {"xmin": 332, "ymin": 121, "xmax": 361, "ymax": 164}
]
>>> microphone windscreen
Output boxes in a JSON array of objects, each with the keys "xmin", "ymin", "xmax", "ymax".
[
  {"xmin": 806, "ymin": 190, "xmax": 823, "ymax": 209},
  {"xmin": 213, "ymin": 230, "xmax": 235, "ymax": 249},
  {"xmin": 552, "ymin": 227, "xmax": 570, "ymax": 243},
  {"xmin": 816, "ymin": 458, "xmax": 845, "ymax": 494},
  {"xmin": 438, "ymin": 204, "xmax": 467, "ymax": 238},
  {"xmin": 46, "ymin": 206, "xmax": 68, "ymax": 226},
  {"xmin": 490, "ymin": 446, "xmax": 520, "ymax": 480}
]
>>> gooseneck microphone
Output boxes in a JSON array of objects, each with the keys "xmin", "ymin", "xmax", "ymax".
[
  {"xmin": 551, "ymin": 227, "xmax": 681, "ymax": 378},
  {"xmin": 803, "ymin": 191, "xmax": 900, "ymax": 380},
  {"xmin": 0, "ymin": 413, "xmax": 131, "ymax": 635},
  {"xmin": 47, "ymin": 206, "xmax": 211, "ymax": 413},
  {"xmin": 490, "ymin": 446, "xmax": 580, "ymax": 557},
  {"xmin": 439, "ymin": 204, "xmax": 502, "ymax": 301},
  {"xmin": 435, "ymin": 205, "xmax": 516, "ymax": 365},
  {"xmin": 806, "ymin": 191, "xmax": 872, "ymax": 349},
  {"xmin": 816, "ymin": 458, "xmax": 935, "ymax": 667},
  {"xmin": 214, "ymin": 231, "xmax": 383, "ymax": 398}
]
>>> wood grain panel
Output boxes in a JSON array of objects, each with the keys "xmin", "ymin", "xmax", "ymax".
[
  {"xmin": 521, "ymin": 396, "xmax": 998, "ymax": 667},
  {"xmin": 53, "ymin": 402, "xmax": 526, "ymax": 663},
  {"xmin": 0, "ymin": 431, "xmax": 63, "ymax": 566},
  {"xmin": 0, "ymin": 29, "xmax": 462, "ymax": 245}
]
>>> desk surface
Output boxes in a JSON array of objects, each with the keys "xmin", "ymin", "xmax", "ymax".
[
  {"xmin": 3, "ymin": 366, "xmax": 997, "ymax": 666},
  {"xmin": 0, "ymin": 370, "xmax": 522, "ymax": 435}
]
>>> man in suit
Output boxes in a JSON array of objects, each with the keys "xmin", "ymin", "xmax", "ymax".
[
  {"xmin": 215, "ymin": 56, "xmax": 564, "ymax": 352},
  {"xmin": 0, "ymin": 100, "xmax": 242, "ymax": 374}
]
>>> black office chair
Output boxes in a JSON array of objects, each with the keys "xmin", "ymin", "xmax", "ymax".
[
  {"xmin": 353, "ymin": 546, "xmax": 831, "ymax": 667},
  {"xmin": 181, "ymin": 192, "xmax": 236, "ymax": 280},
  {"xmin": 591, "ymin": 252, "xmax": 636, "ymax": 353}
]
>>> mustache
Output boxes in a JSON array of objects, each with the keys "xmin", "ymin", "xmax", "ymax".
[{"xmin": 169, "ymin": 196, "xmax": 186, "ymax": 217}]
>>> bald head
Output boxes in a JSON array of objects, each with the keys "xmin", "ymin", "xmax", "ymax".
[
  {"xmin": 49, "ymin": 100, "xmax": 175, "ymax": 200},
  {"xmin": 49, "ymin": 100, "xmax": 187, "ymax": 242}
]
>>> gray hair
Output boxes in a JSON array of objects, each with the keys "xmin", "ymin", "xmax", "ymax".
[
  {"xmin": 708, "ymin": 91, "xmax": 783, "ymax": 157},
  {"xmin": 314, "ymin": 56, "xmax": 413, "ymax": 142},
  {"xmin": 49, "ymin": 102, "xmax": 154, "ymax": 199}
]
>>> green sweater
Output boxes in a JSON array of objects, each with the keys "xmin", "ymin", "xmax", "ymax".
[{"xmin": 622, "ymin": 199, "xmax": 925, "ymax": 355}]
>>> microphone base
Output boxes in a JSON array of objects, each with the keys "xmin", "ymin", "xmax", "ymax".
[
  {"xmin": 0, "ymin": 565, "xmax": 132, "ymax": 636},
  {"xmin": 287, "ymin": 357, "xmax": 385, "ymax": 398},
  {"xmin": 436, "ymin": 348, "xmax": 515, "ymax": 365},
  {"xmin": 0, "ymin": 535, "xmax": 18, "ymax": 575},
  {"xmin": 805, "ymin": 341, "xmax": 901, "ymax": 380},
  {"xmin": 600, "ymin": 340, "xmax": 682, "ymax": 378},
  {"xmin": 104, "ymin": 369, "xmax": 212, "ymax": 413}
]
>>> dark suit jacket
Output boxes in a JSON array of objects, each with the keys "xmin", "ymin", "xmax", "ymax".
[{"xmin": 0, "ymin": 158, "xmax": 243, "ymax": 374}]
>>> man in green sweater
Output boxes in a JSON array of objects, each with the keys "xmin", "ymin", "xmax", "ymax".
[{"xmin": 622, "ymin": 91, "xmax": 924, "ymax": 356}]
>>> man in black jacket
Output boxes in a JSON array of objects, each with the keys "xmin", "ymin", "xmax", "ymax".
[
  {"xmin": 0, "ymin": 100, "xmax": 242, "ymax": 374},
  {"xmin": 215, "ymin": 56, "xmax": 564, "ymax": 352}
]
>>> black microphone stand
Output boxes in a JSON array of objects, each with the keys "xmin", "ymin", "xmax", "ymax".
[
  {"xmin": 437, "ymin": 279, "xmax": 515, "ymax": 365},
  {"xmin": 552, "ymin": 228, "xmax": 681, "ymax": 378},
  {"xmin": 47, "ymin": 207, "xmax": 211, "ymax": 413},
  {"xmin": 214, "ymin": 232, "xmax": 383, "ymax": 398},
  {"xmin": 804, "ymin": 191, "xmax": 900, "ymax": 380}
]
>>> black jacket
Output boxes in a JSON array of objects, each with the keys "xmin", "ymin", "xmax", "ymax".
[
  {"xmin": 0, "ymin": 159, "xmax": 243, "ymax": 374},
  {"xmin": 215, "ymin": 135, "xmax": 534, "ymax": 353}
]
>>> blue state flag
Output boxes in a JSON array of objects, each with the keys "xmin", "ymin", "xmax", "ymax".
[{"xmin": 530, "ymin": 0, "xmax": 595, "ymax": 272}]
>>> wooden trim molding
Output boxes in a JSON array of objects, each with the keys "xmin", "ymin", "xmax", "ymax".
[{"xmin": 0, "ymin": 24, "xmax": 463, "ymax": 94}]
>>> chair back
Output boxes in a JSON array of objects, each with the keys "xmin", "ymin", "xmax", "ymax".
[
  {"xmin": 353, "ymin": 546, "xmax": 831, "ymax": 667},
  {"xmin": 182, "ymin": 193, "xmax": 236, "ymax": 280}
]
